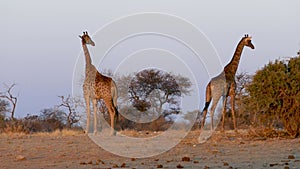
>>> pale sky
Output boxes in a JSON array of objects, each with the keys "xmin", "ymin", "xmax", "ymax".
[{"xmin": 0, "ymin": 0, "xmax": 299, "ymax": 117}]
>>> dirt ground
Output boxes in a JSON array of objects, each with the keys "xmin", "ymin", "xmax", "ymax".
[{"xmin": 0, "ymin": 129, "xmax": 299, "ymax": 169}]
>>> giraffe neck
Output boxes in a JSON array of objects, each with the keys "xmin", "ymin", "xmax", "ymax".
[
  {"xmin": 224, "ymin": 40, "xmax": 245, "ymax": 79},
  {"xmin": 82, "ymin": 42, "xmax": 92, "ymax": 66}
]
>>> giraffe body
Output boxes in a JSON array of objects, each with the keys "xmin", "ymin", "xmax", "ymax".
[
  {"xmin": 201, "ymin": 34, "xmax": 255, "ymax": 131},
  {"xmin": 80, "ymin": 31, "xmax": 118, "ymax": 136}
]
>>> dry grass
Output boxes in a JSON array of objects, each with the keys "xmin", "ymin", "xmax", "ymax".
[
  {"xmin": 248, "ymin": 126, "xmax": 291, "ymax": 138},
  {"xmin": 0, "ymin": 126, "xmax": 295, "ymax": 140},
  {"xmin": 34, "ymin": 129, "xmax": 84, "ymax": 137},
  {"xmin": 0, "ymin": 129, "xmax": 84, "ymax": 137},
  {"xmin": 0, "ymin": 131, "xmax": 28, "ymax": 137}
]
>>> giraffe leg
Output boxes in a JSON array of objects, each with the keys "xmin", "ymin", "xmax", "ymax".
[
  {"xmin": 201, "ymin": 109, "xmax": 208, "ymax": 129},
  {"xmin": 209, "ymin": 96, "xmax": 220, "ymax": 131},
  {"xmin": 210, "ymin": 93, "xmax": 221, "ymax": 130},
  {"xmin": 221, "ymin": 96, "xmax": 228, "ymax": 132},
  {"xmin": 110, "ymin": 107, "xmax": 117, "ymax": 136},
  {"xmin": 229, "ymin": 84, "xmax": 237, "ymax": 132},
  {"xmin": 104, "ymin": 100, "xmax": 116, "ymax": 136},
  {"xmin": 84, "ymin": 94, "xmax": 90, "ymax": 134},
  {"xmin": 111, "ymin": 81, "xmax": 119, "ymax": 127},
  {"xmin": 92, "ymin": 98, "xmax": 98, "ymax": 135}
]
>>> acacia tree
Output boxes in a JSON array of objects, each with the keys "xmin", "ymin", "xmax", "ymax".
[
  {"xmin": 0, "ymin": 83, "xmax": 18, "ymax": 119},
  {"xmin": 247, "ymin": 53, "xmax": 300, "ymax": 137},
  {"xmin": 128, "ymin": 69, "xmax": 191, "ymax": 116}
]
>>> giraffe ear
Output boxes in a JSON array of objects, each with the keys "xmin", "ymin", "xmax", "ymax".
[{"xmin": 79, "ymin": 35, "xmax": 82, "ymax": 39}]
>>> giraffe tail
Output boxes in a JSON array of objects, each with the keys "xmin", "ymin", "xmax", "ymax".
[
  {"xmin": 202, "ymin": 81, "xmax": 212, "ymax": 113},
  {"xmin": 114, "ymin": 106, "xmax": 119, "ymax": 121},
  {"xmin": 111, "ymin": 81, "xmax": 119, "ymax": 121},
  {"xmin": 199, "ymin": 81, "xmax": 212, "ymax": 128}
]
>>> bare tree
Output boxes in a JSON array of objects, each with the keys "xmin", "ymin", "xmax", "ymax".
[
  {"xmin": 0, "ymin": 99, "xmax": 9, "ymax": 115},
  {"xmin": 0, "ymin": 83, "xmax": 18, "ymax": 119},
  {"xmin": 57, "ymin": 95, "xmax": 81, "ymax": 128}
]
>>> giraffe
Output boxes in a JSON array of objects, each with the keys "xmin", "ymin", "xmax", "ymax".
[
  {"xmin": 79, "ymin": 31, "xmax": 119, "ymax": 136},
  {"xmin": 200, "ymin": 34, "xmax": 255, "ymax": 131}
]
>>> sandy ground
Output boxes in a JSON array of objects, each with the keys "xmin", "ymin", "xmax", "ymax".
[{"xmin": 0, "ymin": 129, "xmax": 299, "ymax": 169}]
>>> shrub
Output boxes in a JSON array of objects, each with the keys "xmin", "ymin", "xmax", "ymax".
[{"xmin": 247, "ymin": 56, "xmax": 300, "ymax": 137}]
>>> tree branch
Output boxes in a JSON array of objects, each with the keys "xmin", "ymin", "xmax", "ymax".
[{"xmin": 0, "ymin": 83, "xmax": 18, "ymax": 119}]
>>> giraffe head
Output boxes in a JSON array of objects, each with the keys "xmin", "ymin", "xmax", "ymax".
[
  {"xmin": 79, "ymin": 31, "xmax": 95, "ymax": 46},
  {"xmin": 242, "ymin": 34, "xmax": 255, "ymax": 49}
]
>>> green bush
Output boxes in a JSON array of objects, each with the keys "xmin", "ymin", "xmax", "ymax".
[{"xmin": 247, "ymin": 56, "xmax": 300, "ymax": 137}]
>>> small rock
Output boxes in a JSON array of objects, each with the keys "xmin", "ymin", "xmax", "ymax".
[
  {"xmin": 204, "ymin": 166, "xmax": 210, "ymax": 169},
  {"xmin": 16, "ymin": 155, "xmax": 26, "ymax": 161},
  {"xmin": 288, "ymin": 155, "xmax": 295, "ymax": 159},
  {"xmin": 97, "ymin": 159, "xmax": 105, "ymax": 164},
  {"xmin": 112, "ymin": 164, "xmax": 119, "ymax": 168},
  {"xmin": 79, "ymin": 162, "xmax": 87, "ymax": 165},
  {"xmin": 176, "ymin": 164, "xmax": 184, "ymax": 168},
  {"xmin": 284, "ymin": 166, "xmax": 290, "ymax": 169},
  {"xmin": 87, "ymin": 160, "xmax": 93, "ymax": 164},
  {"xmin": 120, "ymin": 163, "xmax": 126, "ymax": 167},
  {"xmin": 193, "ymin": 160, "xmax": 199, "ymax": 163},
  {"xmin": 154, "ymin": 158, "xmax": 159, "ymax": 161},
  {"xmin": 131, "ymin": 158, "xmax": 136, "ymax": 161},
  {"xmin": 182, "ymin": 156, "xmax": 190, "ymax": 162},
  {"xmin": 269, "ymin": 163, "xmax": 278, "ymax": 167},
  {"xmin": 157, "ymin": 164, "xmax": 163, "ymax": 168},
  {"xmin": 223, "ymin": 162, "xmax": 229, "ymax": 166}
]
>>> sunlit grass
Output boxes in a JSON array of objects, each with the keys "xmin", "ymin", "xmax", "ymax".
[
  {"xmin": 34, "ymin": 129, "xmax": 84, "ymax": 136},
  {"xmin": 0, "ymin": 129, "xmax": 84, "ymax": 137}
]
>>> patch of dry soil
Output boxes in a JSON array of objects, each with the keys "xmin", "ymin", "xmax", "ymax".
[{"xmin": 0, "ymin": 130, "xmax": 299, "ymax": 169}]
